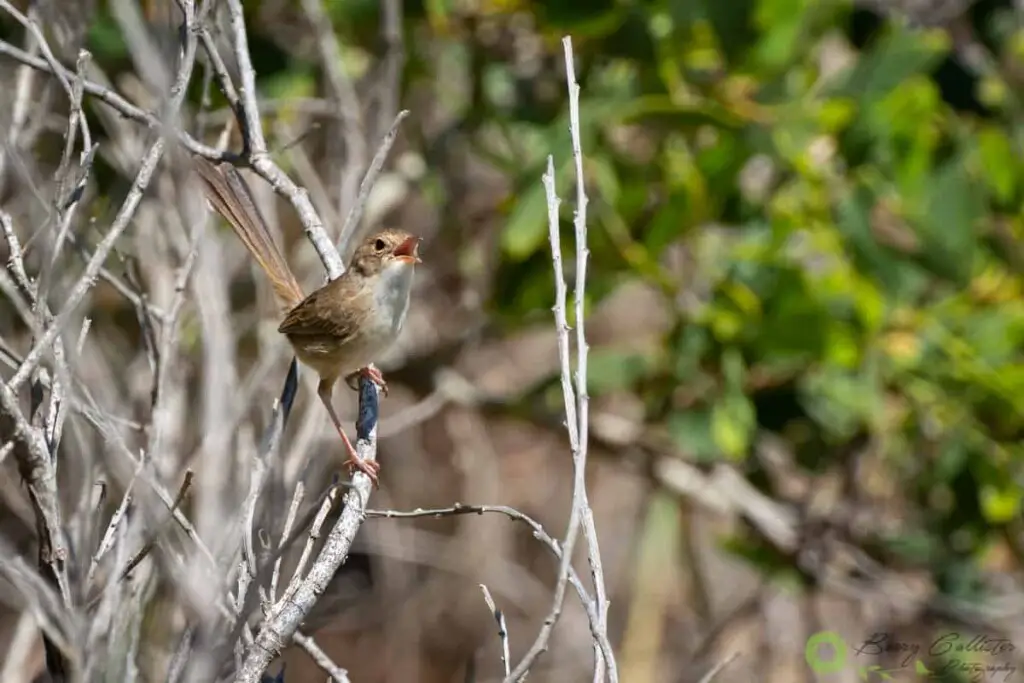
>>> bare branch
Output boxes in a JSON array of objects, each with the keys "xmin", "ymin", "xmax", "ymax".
[
  {"xmin": 0, "ymin": 537, "xmax": 79, "ymax": 670},
  {"xmin": 0, "ymin": 38, "xmax": 224, "ymax": 159},
  {"xmin": 374, "ymin": 0, "xmax": 405, "ymax": 144},
  {"xmin": 0, "ymin": 0, "xmax": 91, "ymax": 149},
  {"xmin": 119, "ymin": 470, "xmax": 194, "ymax": 580},
  {"xmin": 480, "ymin": 583, "xmax": 511, "ymax": 678},
  {"xmin": 335, "ymin": 109, "xmax": 409, "ymax": 259},
  {"xmin": 7, "ymin": 44, "xmax": 199, "ymax": 392},
  {"xmin": 562, "ymin": 35, "xmax": 614, "ymax": 683},
  {"xmin": 293, "ymin": 631, "xmax": 351, "ymax": 683},
  {"xmin": 698, "ymin": 652, "xmax": 741, "ymax": 683},
  {"xmin": 298, "ymin": 0, "xmax": 365, "ymax": 219},
  {"xmin": 86, "ymin": 460, "xmax": 144, "ymax": 586},
  {"xmin": 505, "ymin": 37, "xmax": 617, "ymax": 683},
  {"xmin": 270, "ymin": 480, "xmax": 305, "ymax": 601},
  {"xmin": 364, "ymin": 503, "xmax": 605, "ymax": 648},
  {"xmin": 500, "ymin": 154, "xmax": 586, "ymax": 682},
  {"xmin": 232, "ymin": 381, "xmax": 380, "ymax": 682},
  {"xmin": 0, "ymin": 9, "xmax": 39, "ymax": 190}
]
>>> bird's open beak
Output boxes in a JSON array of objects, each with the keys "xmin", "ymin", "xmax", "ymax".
[{"xmin": 393, "ymin": 235, "xmax": 422, "ymax": 265}]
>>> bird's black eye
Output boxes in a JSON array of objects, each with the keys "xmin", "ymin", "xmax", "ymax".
[{"xmin": 374, "ymin": 238, "xmax": 386, "ymax": 251}]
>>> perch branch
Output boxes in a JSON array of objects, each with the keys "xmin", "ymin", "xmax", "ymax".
[{"xmin": 201, "ymin": 3, "xmax": 406, "ymax": 679}]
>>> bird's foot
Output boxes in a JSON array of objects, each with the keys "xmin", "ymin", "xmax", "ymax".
[
  {"xmin": 344, "ymin": 454, "xmax": 381, "ymax": 488},
  {"xmin": 341, "ymin": 439, "xmax": 380, "ymax": 488},
  {"xmin": 345, "ymin": 365, "xmax": 389, "ymax": 397}
]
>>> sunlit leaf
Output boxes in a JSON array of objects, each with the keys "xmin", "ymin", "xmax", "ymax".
[
  {"xmin": 711, "ymin": 391, "xmax": 755, "ymax": 460},
  {"xmin": 980, "ymin": 485, "xmax": 1022, "ymax": 524},
  {"xmin": 975, "ymin": 127, "xmax": 1019, "ymax": 204},
  {"xmin": 500, "ymin": 157, "xmax": 574, "ymax": 261}
]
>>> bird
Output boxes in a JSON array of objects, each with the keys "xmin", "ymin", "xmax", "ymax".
[{"xmin": 193, "ymin": 158, "xmax": 421, "ymax": 486}]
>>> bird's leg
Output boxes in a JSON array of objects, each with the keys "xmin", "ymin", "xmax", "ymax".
[
  {"xmin": 344, "ymin": 364, "xmax": 389, "ymax": 397},
  {"xmin": 317, "ymin": 378, "xmax": 380, "ymax": 487}
]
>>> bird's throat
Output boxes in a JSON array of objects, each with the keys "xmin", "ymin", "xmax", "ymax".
[{"xmin": 372, "ymin": 261, "xmax": 415, "ymax": 335}]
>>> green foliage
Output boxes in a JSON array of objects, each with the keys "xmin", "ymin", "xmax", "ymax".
[{"xmin": 458, "ymin": 0, "xmax": 1024, "ymax": 602}]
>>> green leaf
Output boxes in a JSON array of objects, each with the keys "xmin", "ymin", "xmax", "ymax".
[
  {"xmin": 884, "ymin": 531, "xmax": 938, "ymax": 563},
  {"xmin": 501, "ymin": 98, "xmax": 630, "ymax": 261},
  {"xmin": 751, "ymin": 267, "xmax": 830, "ymax": 360},
  {"xmin": 87, "ymin": 14, "xmax": 129, "ymax": 63},
  {"xmin": 834, "ymin": 184, "xmax": 930, "ymax": 300},
  {"xmin": 540, "ymin": 0, "xmax": 618, "ymax": 29},
  {"xmin": 645, "ymin": 195, "xmax": 691, "ymax": 257},
  {"xmin": 673, "ymin": 327, "xmax": 711, "ymax": 380},
  {"xmin": 711, "ymin": 391, "xmax": 755, "ymax": 460},
  {"xmin": 615, "ymin": 95, "xmax": 750, "ymax": 129},
  {"xmin": 980, "ymin": 484, "xmax": 1022, "ymax": 524},
  {"xmin": 668, "ymin": 410, "xmax": 718, "ymax": 462},
  {"xmin": 589, "ymin": 154, "xmax": 621, "ymax": 206},
  {"xmin": 918, "ymin": 158, "xmax": 984, "ymax": 284},
  {"xmin": 501, "ymin": 157, "xmax": 573, "ymax": 261},
  {"xmin": 799, "ymin": 367, "xmax": 880, "ymax": 440},
  {"xmin": 424, "ymin": 0, "xmax": 454, "ymax": 29},
  {"xmin": 704, "ymin": 0, "xmax": 757, "ymax": 64},
  {"xmin": 722, "ymin": 347, "xmax": 746, "ymax": 388},
  {"xmin": 935, "ymin": 441, "xmax": 969, "ymax": 481},
  {"xmin": 829, "ymin": 25, "xmax": 949, "ymax": 102},
  {"xmin": 263, "ymin": 68, "xmax": 316, "ymax": 101},
  {"xmin": 751, "ymin": 0, "xmax": 809, "ymax": 71},
  {"xmin": 587, "ymin": 349, "xmax": 655, "ymax": 394},
  {"xmin": 975, "ymin": 127, "xmax": 1019, "ymax": 204}
]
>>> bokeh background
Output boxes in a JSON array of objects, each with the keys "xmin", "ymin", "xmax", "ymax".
[{"xmin": 2, "ymin": 0, "xmax": 1024, "ymax": 681}]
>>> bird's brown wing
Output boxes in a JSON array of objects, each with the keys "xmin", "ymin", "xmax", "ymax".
[{"xmin": 277, "ymin": 274, "xmax": 363, "ymax": 343}]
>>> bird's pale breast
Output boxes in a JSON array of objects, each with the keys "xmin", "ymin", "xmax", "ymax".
[{"xmin": 293, "ymin": 260, "xmax": 414, "ymax": 380}]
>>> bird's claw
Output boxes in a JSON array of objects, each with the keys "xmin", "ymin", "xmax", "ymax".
[
  {"xmin": 344, "ymin": 455, "xmax": 380, "ymax": 488},
  {"xmin": 345, "ymin": 366, "xmax": 389, "ymax": 397}
]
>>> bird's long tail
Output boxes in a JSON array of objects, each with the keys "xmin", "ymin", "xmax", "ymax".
[{"xmin": 193, "ymin": 158, "xmax": 305, "ymax": 312}]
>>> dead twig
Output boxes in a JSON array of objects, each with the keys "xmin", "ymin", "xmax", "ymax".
[
  {"xmin": 479, "ymin": 584, "xmax": 511, "ymax": 678},
  {"xmin": 504, "ymin": 36, "xmax": 617, "ymax": 683},
  {"xmin": 293, "ymin": 631, "xmax": 351, "ymax": 683},
  {"xmin": 119, "ymin": 470, "xmax": 195, "ymax": 580}
]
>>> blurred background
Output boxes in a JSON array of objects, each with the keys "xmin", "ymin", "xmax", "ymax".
[{"xmin": 2, "ymin": 0, "xmax": 1024, "ymax": 681}]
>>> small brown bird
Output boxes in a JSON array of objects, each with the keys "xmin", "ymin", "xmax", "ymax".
[{"xmin": 194, "ymin": 158, "xmax": 421, "ymax": 485}]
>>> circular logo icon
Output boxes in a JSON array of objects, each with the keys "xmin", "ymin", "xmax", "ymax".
[{"xmin": 805, "ymin": 631, "xmax": 848, "ymax": 675}]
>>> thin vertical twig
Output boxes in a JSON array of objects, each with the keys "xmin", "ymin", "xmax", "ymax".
[
  {"xmin": 480, "ymin": 584, "xmax": 511, "ymax": 678},
  {"xmin": 297, "ymin": 0, "xmax": 366, "ymax": 221},
  {"xmin": 335, "ymin": 110, "xmax": 409, "ymax": 258},
  {"xmin": 504, "ymin": 36, "xmax": 617, "ymax": 683},
  {"xmin": 502, "ymin": 156, "xmax": 584, "ymax": 683},
  {"xmin": 374, "ymin": 0, "xmax": 405, "ymax": 144},
  {"xmin": 562, "ymin": 35, "xmax": 615, "ymax": 683}
]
